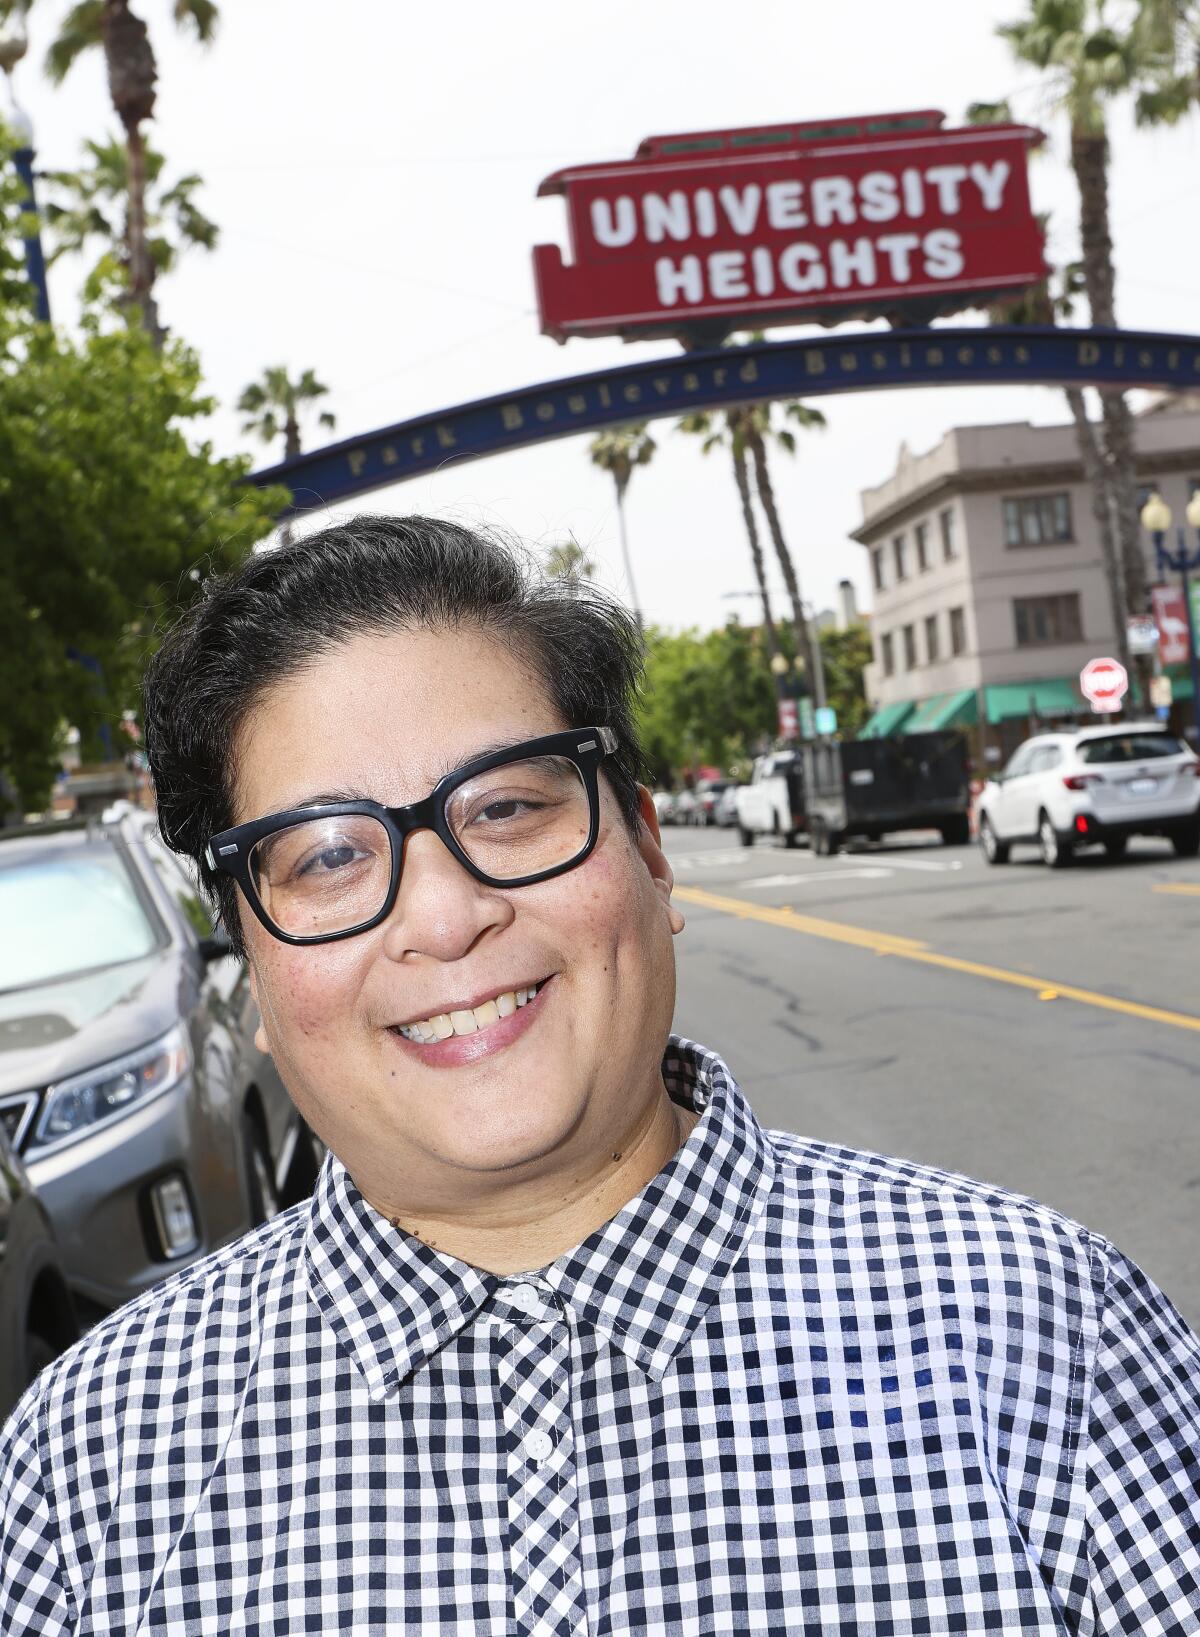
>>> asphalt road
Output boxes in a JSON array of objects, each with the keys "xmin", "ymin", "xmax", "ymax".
[{"xmin": 663, "ymin": 819, "xmax": 1200, "ymax": 1333}]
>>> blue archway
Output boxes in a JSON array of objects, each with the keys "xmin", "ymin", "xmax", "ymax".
[{"xmin": 248, "ymin": 327, "xmax": 1200, "ymax": 516}]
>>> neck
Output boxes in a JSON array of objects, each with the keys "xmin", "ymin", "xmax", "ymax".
[{"xmin": 366, "ymin": 1089, "xmax": 700, "ymax": 1275}]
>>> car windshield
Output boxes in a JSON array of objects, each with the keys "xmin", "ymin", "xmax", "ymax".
[
  {"xmin": 0, "ymin": 841, "xmax": 160, "ymax": 992},
  {"xmin": 1078, "ymin": 733, "xmax": 1186, "ymax": 764}
]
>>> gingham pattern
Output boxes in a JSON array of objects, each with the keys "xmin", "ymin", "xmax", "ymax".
[{"xmin": 2, "ymin": 1036, "xmax": 1199, "ymax": 1634}]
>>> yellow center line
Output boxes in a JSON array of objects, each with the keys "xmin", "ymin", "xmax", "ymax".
[
  {"xmin": 1152, "ymin": 883, "xmax": 1200, "ymax": 897},
  {"xmin": 675, "ymin": 884, "xmax": 1200, "ymax": 1036}
]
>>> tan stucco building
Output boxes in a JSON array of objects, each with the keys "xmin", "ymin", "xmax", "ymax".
[{"xmin": 853, "ymin": 403, "xmax": 1200, "ymax": 756}]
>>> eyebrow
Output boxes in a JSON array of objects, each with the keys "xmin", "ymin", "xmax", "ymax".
[{"xmin": 282, "ymin": 735, "xmax": 547, "ymax": 815}]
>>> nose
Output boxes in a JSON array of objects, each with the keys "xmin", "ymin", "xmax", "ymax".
[{"xmin": 378, "ymin": 827, "xmax": 512, "ymax": 963}]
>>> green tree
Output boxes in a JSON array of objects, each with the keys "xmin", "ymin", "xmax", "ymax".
[
  {"xmin": 0, "ymin": 145, "xmax": 284, "ymax": 808},
  {"xmin": 996, "ymin": 0, "xmax": 1147, "ymax": 624},
  {"xmin": 819, "ymin": 623, "xmax": 874, "ymax": 739},
  {"xmin": 637, "ymin": 620, "xmax": 776, "ymax": 785},
  {"xmin": 238, "ymin": 365, "xmax": 335, "ymax": 462},
  {"xmin": 0, "ymin": 0, "xmax": 219, "ymax": 340},
  {"xmin": 41, "ymin": 134, "xmax": 217, "ymax": 285},
  {"xmin": 587, "ymin": 422, "xmax": 655, "ymax": 626}
]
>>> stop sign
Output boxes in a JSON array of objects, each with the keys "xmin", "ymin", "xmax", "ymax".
[{"xmin": 1080, "ymin": 656, "xmax": 1128, "ymax": 713}]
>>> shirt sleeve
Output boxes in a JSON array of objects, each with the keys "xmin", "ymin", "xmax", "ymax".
[
  {"xmin": 1084, "ymin": 1239, "xmax": 1200, "ymax": 1635},
  {"xmin": 0, "ymin": 1385, "xmax": 73, "ymax": 1636}
]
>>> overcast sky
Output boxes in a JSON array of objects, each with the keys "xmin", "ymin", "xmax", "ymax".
[{"xmin": 10, "ymin": 0, "xmax": 1200, "ymax": 630}]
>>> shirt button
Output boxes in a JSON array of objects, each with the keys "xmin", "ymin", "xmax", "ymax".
[
  {"xmin": 508, "ymin": 1283, "xmax": 544, "ymax": 1316},
  {"xmin": 525, "ymin": 1429, "xmax": 553, "ymax": 1463}
]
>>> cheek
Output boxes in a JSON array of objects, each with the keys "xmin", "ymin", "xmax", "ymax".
[{"xmin": 254, "ymin": 942, "xmax": 366, "ymax": 1046}]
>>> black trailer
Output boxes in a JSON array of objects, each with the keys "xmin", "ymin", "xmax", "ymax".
[{"xmin": 802, "ymin": 732, "xmax": 971, "ymax": 854}]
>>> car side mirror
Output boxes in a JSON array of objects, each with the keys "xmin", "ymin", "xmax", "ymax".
[{"xmin": 199, "ymin": 930, "xmax": 235, "ymax": 964}]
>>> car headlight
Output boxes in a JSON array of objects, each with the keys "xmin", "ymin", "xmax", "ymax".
[{"xmin": 30, "ymin": 1025, "xmax": 191, "ymax": 1154}]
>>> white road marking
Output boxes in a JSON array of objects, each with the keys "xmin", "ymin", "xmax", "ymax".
[
  {"xmin": 741, "ymin": 869, "xmax": 893, "ymax": 889},
  {"xmin": 838, "ymin": 854, "xmax": 963, "ymax": 873}
]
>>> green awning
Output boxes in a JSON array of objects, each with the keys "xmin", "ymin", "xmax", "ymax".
[
  {"xmin": 984, "ymin": 678, "xmax": 1083, "ymax": 724},
  {"xmin": 1166, "ymin": 664, "xmax": 1194, "ymax": 701},
  {"xmin": 904, "ymin": 689, "xmax": 978, "ymax": 732},
  {"xmin": 861, "ymin": 700, "xmax": 916, "ymax": 738}
]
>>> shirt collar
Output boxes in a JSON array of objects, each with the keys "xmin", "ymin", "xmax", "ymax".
[{"xmin": 304, "ymin": 1037, "xmax": 776, "ymax": 1398}]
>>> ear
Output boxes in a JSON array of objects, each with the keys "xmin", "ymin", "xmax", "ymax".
[
  {"xmin": 635, "ymin": 784, "xmax": 685, "ymax": 936},
  {"xmin": 247, "ymin": 961, "xmax": 271, "ymax": 1055}
]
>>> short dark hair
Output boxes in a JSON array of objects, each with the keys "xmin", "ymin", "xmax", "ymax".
[{"xmin": 143, "ymin": 515, "xmax": 648, "ymax": 954}]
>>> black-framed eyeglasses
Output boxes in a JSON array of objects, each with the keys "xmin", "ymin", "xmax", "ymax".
[{"xmin": 204, "ymin": 726, "xmax": 618, "ymax": 946}]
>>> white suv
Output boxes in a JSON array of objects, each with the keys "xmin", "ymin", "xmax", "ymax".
[{"xmin": 977, "ymin": 723, "xmax": 1200, "ymax": 867}]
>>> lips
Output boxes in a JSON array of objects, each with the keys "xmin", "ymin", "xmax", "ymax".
[{"xmin": 391, "ymin": 979, "xmax": 547, "ymax": 1043}]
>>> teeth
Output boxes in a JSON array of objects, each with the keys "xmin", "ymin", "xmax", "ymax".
[{"xmin": 397, "ymin": 983, "xmax": 540, "ymax": 1042}]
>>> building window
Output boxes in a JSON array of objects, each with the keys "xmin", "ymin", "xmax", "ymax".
[
  {"xmin": 1014, "ymin": 593, "xmax": 1083, "ymax": 647},
  {"xmin": 940, "ymin": 507, "xmax": 957, "ymax": 560},
  {"xmin": 924, "ymin": 614, "xmax": 940, "ymax": 663},
  {"xmin": 949, "ymin": 606, "xmax": 967, "ymax": 656},
  {"xmin": 915, "ymin": 522, "xmax": 930, "ymax": 572},
  {"xmin": 893, "ymin": 534, "xmax": 908, "ymax": 580},
  {"xmin": 902, "ymin": 624, "xmax": 917, "ymax": 669},
  {"xmin": 880, "ymin": 631, "xmax": 894, "ymax": 677},
  {"xmin": 1002, "ymin": 493, "xmax": 1073, "ymax": 546},
  {"xmin": 871, "ymin": 546, "xmax": 885, "ymax": 592}
]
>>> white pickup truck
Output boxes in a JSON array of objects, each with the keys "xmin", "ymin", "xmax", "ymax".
[{"xmin": 733, "ymin": 750, "xmax": 806, "ymax": 847}]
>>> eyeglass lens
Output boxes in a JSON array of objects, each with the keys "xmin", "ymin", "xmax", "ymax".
[{"xmin": 248, "ymin": 754, "xmax": 592, "ymax": 937}]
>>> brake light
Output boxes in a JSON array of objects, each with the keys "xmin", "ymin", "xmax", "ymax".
[
  {"xmin": 1063, "ymin": 774, "xmax": 1100, "ymax": 790},
  {"xmin": 1187, "ymin": 761, "xmax": 1200, "ymax": 778},
  {"xmin": 1075, "ymin": 815, "xmax": 1090, "ymax": 835}
]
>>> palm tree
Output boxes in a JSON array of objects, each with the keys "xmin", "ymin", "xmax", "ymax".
[
  {"xmin": 1128, "ymin": 0, "xmax": 1200, "ymax": 124},
  {"xmin": 740, "ymin": 397, "xmax": 827, "ymax": 691},
  {"xmin": 41, "ymin": 134, "xmax": 217, "ymax": 280},
  {"xmin": 997, "ymin": 0, "xmax": 1147, "ymax": 623},
  {"xmin": 543, "ymin": 538, "xmax": 597, "ymax": 597},
  {"xmin": 238, "ymin": 366, "xmax": 335, "ymax": 463},
  {"xmin": 0, "ymin": 0, "xmax": 219, "ymax": 339},
  {"xmin": 587, "ymin": 423, "xmax": 655, "ymax": 626},
  {"xmin": 678, "ymin": 408, "xmax": 784, "ymax": 672},
  {"xmin": 970, "ymin": 99, "xmax": 1132, "ymax": 672}
]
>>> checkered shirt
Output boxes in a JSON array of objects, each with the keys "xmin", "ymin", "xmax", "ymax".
[{"xmin": 3, "ymin": 1036, "xmax": 1199, "ymax": 1634}]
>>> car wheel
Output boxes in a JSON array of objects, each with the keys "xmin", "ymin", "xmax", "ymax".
[
  {"xmin": 738, "ymin": 825, "xmax": 754, "ymax": 847},
  {"xmin": 1104, "ymin": 837, "xmax": 1128, "ymax": 861},
  {"xmin": 979, "ymin": 816, "xmax": 1009, "ymax": 865},
  {"xmin": 783, "ymin": 829, "xmax": 799, "ymax": 849},
  {"xmin": 940, "ymin": 815, "xmax": 971, "ymax": 846},
  {"xmin": 243, "ymin": 1111, "xmax": 281, "ymax": 1226},
  {"xmin": 1172, "ymin": 823, "xmax": 1200, "ymax": 858},
  {"xmin": 1039, "ymin": 813, "xmax": 1071, "ymax": 869}
]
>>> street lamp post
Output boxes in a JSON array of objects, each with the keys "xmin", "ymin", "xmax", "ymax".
[{"xmin": 1140, "ymin": 491, "xmax": 1200, "ymax": 743}]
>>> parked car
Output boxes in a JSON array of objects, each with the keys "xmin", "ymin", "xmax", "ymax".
[
  {"xmin": 693, "ymin": 778, "xmax": 734, "ymax": 826},
  {"xmin": 0, "ymin": 1124, "xmax": 77, "ymax": 1420},
  {"xmin": 977, "ymin": 724, "xmax": 1200, "ymax": 867},
  {"xmin": 652, "ymin": 790, "xmax": 677, "ymax": 825},
  {"xmin": 715, "ymin": 785, "xmax": 742, "ymax": 827},
  {"xmin": 0, "ymin": 814, "xmax": 321, "ymax": 1325},
  {"xmin": 734, "ymin": 751, "xmax": 806, "ymax": 846},
  {"xmin": 673, "ymin": 790, "xmax": 700, "ymax": 826},
  {"xmin": 804, "ymin": 732, "xmax": 972, "ymax": 855}
]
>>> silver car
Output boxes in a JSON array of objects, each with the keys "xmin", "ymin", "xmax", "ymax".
[{"xmin": 0, "ymin": 814, "xmax": 319, "ymax": 1324}]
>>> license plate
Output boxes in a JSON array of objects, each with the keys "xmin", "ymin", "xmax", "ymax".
[{"xmin": 1128, "ymin": 778, "xmax": 1158, "ymax": 796}]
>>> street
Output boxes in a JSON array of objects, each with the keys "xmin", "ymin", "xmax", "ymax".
[{"xmin": 665, "ymin": 822, "xmax": 1200, "ymax": 1331}]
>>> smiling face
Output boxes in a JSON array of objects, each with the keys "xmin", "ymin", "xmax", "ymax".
[{"xmin": 234, "ymin": 623, "xmax": 684, "ymax": 1230}]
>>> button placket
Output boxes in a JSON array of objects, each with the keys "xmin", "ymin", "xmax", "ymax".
[{"xmin": 495, "ymin": 1300, "xmax": 587, "ymax": 1635}]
